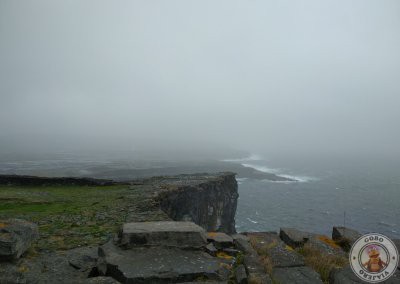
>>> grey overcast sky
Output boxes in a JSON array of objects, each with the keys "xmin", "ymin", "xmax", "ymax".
[{"xmin": 1, "ymin": 0, "xmax": 399, "ymax": 158}]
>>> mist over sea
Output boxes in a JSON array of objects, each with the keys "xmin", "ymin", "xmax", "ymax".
[
  {"xmin": 234, "ymin": 154, "xmax": 400, "ymax": 239},
  {"xmin": 1, "ymin": 151, "xmax": 399, "ymax": 239}
]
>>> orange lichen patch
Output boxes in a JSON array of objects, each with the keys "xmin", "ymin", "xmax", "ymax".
[
  {"xmin": 207, "ymin": 232, "xmax": 219, "ymax": 237},
  {"xmin": 0, "ymin": 222, "xmax": 9, "ymax": 228},
  {"xmin": 317, "ymin": 235, "xmax": 341, "ymax": 249},
  {"xmin": 216, "ymin": 251, "xmax": 234, "ymax": 260}
]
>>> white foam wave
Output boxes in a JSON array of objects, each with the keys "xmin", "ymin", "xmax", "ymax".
[
  {"xmin": 278, "ymin": 174, "xmax": 317, "ymax": 183},
  {"xmin": 241, "ymin": 163, "xmax": 281, "ymax": 174},
  {"xmin": 247, "ymin": 218, "xmax": 259, "ymax": 224},
  {"xmin": 242, "ymin": 163, "xmax": 317, "ymax": 183}
]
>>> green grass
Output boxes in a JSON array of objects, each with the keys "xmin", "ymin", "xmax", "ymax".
[{"xmin": 0, "ymin": 184, "xmax": 167, "ymax": 251}]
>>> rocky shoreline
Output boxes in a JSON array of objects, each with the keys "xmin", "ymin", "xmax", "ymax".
[{"xmin": 1, "ymin": 174, "xmax": 399, "ymax": 283}]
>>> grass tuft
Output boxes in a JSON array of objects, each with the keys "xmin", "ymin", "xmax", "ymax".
[{"xmin": 297, "ymin": 243, "xmax": 348, "ymax": 283}]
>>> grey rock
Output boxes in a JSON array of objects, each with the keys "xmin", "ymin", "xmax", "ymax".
[
  {"xmin": 64, "ymin": 246, "xmax": 98, "ymax": 277},
  {"xmin": 247, "ymin": 273, "xmax": 273, "ymax": 284},
  {"xmin": 330, "ymin": 265, "xmax": 400, "ymax": 284},
  {"xmin": 232, "ymin": 234, "xmax": 250, "ymax": 243},
  {"xmin": 0, "ymin": 261, "xmax": 26, "ymax": 283},
  {"xmin": 83, "ymin": 277, "xmax": 121, "ymax": 284},
  {"xmin": 234, "ymin": 238, "xmax": 253, "ymax": 254},
  {"xmin": 0, "ymin": 219, "xmax": 39, "ymax": 261},
  {"xmin": 267, "ymin": 243, "xmax": 305, "ymax": 268},
  {"xmin": 272, "ymin": 266, "xmax": 323, "ymax": 284},
  {"xmin": 243, "ymin": 253, "xmax": 266, "ymax": 276},
  {"xmin": 279, "ymin": 228, "xmax": 312, "ymax": 248},
  {"xmin": 207, "ymin": 232, "xmax": 234, "ymax": 249},
  {"xmin": 98, "ymin": 241, "xmax": 223, "ymax": 283},
  {"xmin": 0, "ymin": 251, "xmax": 89, "ymax": 284},
  {"xmin": 235, "ymin": 264, "xmax": 248, "ymax": 284},
  {"xmin": 249, "ymin": 232, "xmax": 305, "ymax": 268},
  {"xmin": 206, "ymin": 243, "xmax": 218, "ymax": 256},
  {"xmin": 306, "ymin": 236, "xmax": 346, "ymax": 257},
  {"xmin": 117, "ymin": 221, "xmax": 207, "ymax": 249},
  {"xmin": 332, "ymin": 227, "xmax": 361, "ymax": 248}
]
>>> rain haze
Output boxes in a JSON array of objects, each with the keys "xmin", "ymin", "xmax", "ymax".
[{"xmin": 1, "ymin": 0, "xmax": 400, "ymax": 160}]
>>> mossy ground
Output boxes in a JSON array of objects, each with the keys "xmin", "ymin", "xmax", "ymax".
[{"xmin": 0, "ymin": 184, "xmax": 168, "ymax": 251}]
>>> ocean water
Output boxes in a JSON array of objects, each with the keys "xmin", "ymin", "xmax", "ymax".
[
  {"xmin": 1, "ymin": 152, "xmax": 399, "ymax": 239},
  {"xmin": 234, "ymin": 155, "xmax": 400, "ymax": 239}
]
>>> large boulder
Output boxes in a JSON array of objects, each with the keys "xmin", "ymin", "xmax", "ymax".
[
  {"xmin": 332, "ymin": 227, "xmax": 361, "ymax": 250},
  {"xmin": 0, "ymin": 219, "xmax": 39, "ymax": 261},
  {"xmin": 117, "ymin": 221, "xmax": 207, "ymax": 249},
  {"xmin": 306, "ymin": 235, "xmax": 346, "ymax": 257},
  {"xmin": 98, "ymin": 241, "xmax": 223, "ymax": 283},
  {"xmin": 279, "ymin": 228, "xmax": 312, "ymax": 248},
  {"xmin": 64, "ymin": 246, "xmax": 98, "ymax": 277}
]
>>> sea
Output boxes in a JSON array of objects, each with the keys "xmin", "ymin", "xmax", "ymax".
[
  {"xmin": 231, "ymin": 154, "xmax": 400, "ymax": 239},
  {"xmin": 1, "ymin": 152, "xmax": 399, "ymax": 239}
]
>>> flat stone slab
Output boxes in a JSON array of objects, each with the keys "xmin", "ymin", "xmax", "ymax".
[
  {"xmin": 232, "ymin": 234, "xmax": 250, "ymax": 242},
  {"xmin": 306, "ymin": 235, "xmax": 346, "ymax": 256},
  {"xmin": 268, "ymin": 244, "xmax": 305, "ymax": 268},
  {"xmin": 272, "ymin": 267, "xmax": 323, "ymax": 284},
  {"xmin": 207, "ymin": 232, "xmax": 233, "ymax": 249},
  {"xmin": 279, "ymin": 228, "xmax": 312, "ymax": 248},
  {"xmin": 248, "ymin": 273, "xmax": 273, "ymax": 284},
  {"xmin": 0, "ymin": 251, "xmax": 89, "ymax": 283},
  {"xmin": 243, "ymin": 253, "xmax": 267, "ymax": 276},
  {"xmin": 98, "ymin": 242, "xmax": 223, "ymax": 283},
  {"xmin": 118, "ymin": 221, "xmax": 207, "ymax": 249},
  {"xmin": 332, "ymin": 227, "xmax": 361, "ymax": 248},
  {"xmin": 248, "ymin": 232, "xmax": 305, "ymax": 268},
  {"xmin": 0, "ymin": 219, "xmax": 39, "ymax": 260},
  {"xmin": 83, "ymin": 277, "xmax": 121, "ymax": 284}
]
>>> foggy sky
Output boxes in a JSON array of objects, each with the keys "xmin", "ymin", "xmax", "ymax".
[{"xmin": 1, "ymin": 1, "xmax": 400, "ymax": 159}]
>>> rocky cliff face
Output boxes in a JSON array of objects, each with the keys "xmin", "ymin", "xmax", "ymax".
[{"xmin": 156, "ymin": 173, "xmax": 238, "ymax": 234}]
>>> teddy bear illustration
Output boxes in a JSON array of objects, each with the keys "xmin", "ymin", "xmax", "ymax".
[{"xmin": 363, "ymin": 245, "xmax": 387, "ymax": 273}]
